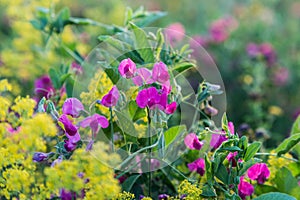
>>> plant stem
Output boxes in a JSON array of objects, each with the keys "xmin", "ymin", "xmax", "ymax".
[
  {"xmin": 255, "ymin": 152, "xmax": 298, "ymax": 162},
  {"xmin": 110, "ymin": 107, "xmax": 114, "ymax": 152},
  {"xmin": 147, "ymin": 107, "xmax": 152, "ymax": 197}
]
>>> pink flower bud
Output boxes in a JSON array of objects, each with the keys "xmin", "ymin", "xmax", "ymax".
[{"xmin": 118, "ymin": 58, "xmax": 136, "ymax": 78}]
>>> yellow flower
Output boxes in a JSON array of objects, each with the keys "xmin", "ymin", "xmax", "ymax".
[{"xmin": 268, "ymin": 106, "xmax": 283, "ymax": 116}]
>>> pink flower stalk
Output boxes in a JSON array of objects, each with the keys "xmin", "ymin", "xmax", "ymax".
[
  {"xmin": 152, "ymin": 62, "xmax": 170, "ymax": 84},
  {"xmin": 238, "ymin": 176, "xmax": 254, "ymax": 199},
  {"xmin": 34, "ymin": 75, "xmax": 55, "ymax": 100},
  {"xmin": 80, "ymin": 113, "xmax": 109, "ymax": 133},
  {"xmin": 101, "ymin": 86, "xmax": 119, "ymax": 107},
  {"xmin": 165, "ymin": 23, "xmax": 185, "ymax": 46},
  {"xmin": 132, "ymin": 68, "xmax": 154, "ymax": 86},
  {"xmin": 184, "ymin": 133, "xmax": 203, "ymax": 150},
  {"xmin": 247, "ymin": 163, "xmax": 270, "ymax": 184},
  {"xmin": 118, "ymin": 58, "xmax": 137, "ymax": 78},
  {"xmin": 62, "ymin": 98, "xmax": 84, "ymax": 118},
  {"xmin": 187, "ymin": 158, "xmax": 205, "ymax": 176},
  {"xmin": 272, "ymin": 67, "xmax": 289, "ymax": 86},
  {"xmin": 58, "ymin": 114, "xmax": 78, "ymax": 136}
]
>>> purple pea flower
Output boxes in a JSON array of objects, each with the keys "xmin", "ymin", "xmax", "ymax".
[
  {"xmin": 260, "ymin": 43, "xmax": 277, "ymax": 65},
  {"xmin": 238, "ymin": 176, "xmax": 254, "ymax": 199},
  {"xmin": 101, "ymin": 86, "xmax": 119, "ymax": 107},
  {"xmin": 228, "ymin": 121, "xmax": 235, "ymax": 134},
  {"xmin": 152, "ymin": 62, "xmax": 170, "ymax": 84},
  {"xmin": 132, "ymin": 68, "xmax": 154, "ymax": 86},
  {"xmin": 158, "ymin": 194, "xmax": 169, "ymax": 200},
  {"xmin": 165, "ymin": 102, "xmax": 177, "ymax": 114},
  {"xmin": 184, "ymin": 133, "xmax": 203, "ymax": 150},
  {"xmin": 71, "ymin": 61, "xmax": 83, "ymax": 75},
  {"xmin": 226, "ymin": 151, "xmax": 238, "ymax": 167},
  {"xmin": 51, "ymin": 155, "xmax": 63, "ymax": 167},
  {"xmin": 62, "ymin": 98, "xmax": 84, "ymax": 118},
  {"xmin": 118, "ymin": 58, "xmax": 137, "ymax": 78},
  {"xmin": 79, "ymin": 113, "xmax": 109, "ymax": 133},
  {"xmin": 210, "ymin": 132, "xmax": 227, "ymax": 149},
  {"xmin": 165, "ymin": 23, "xmax": 185, "ymax": 46},
  {"xmin": 247, "ymin": 163, "xmax": 270, "ymax": 184},
  {"xmin": 33, "ymin": 152, "xmax": 54, "ymax": 162},
  {"xmin": 34, "ymin": 75, "xmax": 55, "ymax": 100},
  {"xmin": 60, "ymin": 189, "xmax": 77, "ymax": 200},
  {"xmin": 58, "ymin": 114, "xmax": 78, "ymax": 136},
  {"xmin": 187, "ymin": 158, "xmax": 205, "ymax": 176}
]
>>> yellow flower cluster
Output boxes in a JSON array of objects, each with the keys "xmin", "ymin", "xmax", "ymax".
[
  {"xmin": 0, "ymin": 79, "xmax": 12, "ymax": 92},
  {"xmin": 267, "ymin": 151, "xmax": 293, "ymax": 182},
  {"xmin": 113, "ymin": 191, "xmax": 135, "ymax": 200},
  {"xmin": 177, "ymin": 179, "xmax": 202, "ymax": 200},
  {"xmin": 11, "ymin": 96, "xmax": 36, "ymax": 122},
  {"xmin": 45, "ymin": 143, "xmax": 120, "ymax": 200}
]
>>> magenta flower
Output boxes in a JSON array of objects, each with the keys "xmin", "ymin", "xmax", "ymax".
[
  {"xmin": 132, "ymin": 68, "xmax": 154, "ymax": 86},
  {"xmin": 101, "ymin": 86, "xmax": 119, "ymax": 107},
  {"xmin": 71, "ymin": 61, "xmax": 83, "ymax": 75},
  {"xmin": 165, "ymin": 102, "xmax": 177, "ymax": 114},
  {"xmin": 184, "ymin": 133, "xmax": 203, "ymax": 150},
  {"xmin": 226, "ymin": 151, "xmax": 238, "ymax": 167},
  {"xmin": 58, "ymin": 114, "xmax": 78, "ymax": 136},
  {"xmin": 247, "ymin": 163, "xmax": 270, "ymax": 184},
  {"xmin": 136, "ymin": 87, "xmax": 163, "ymax": 110},
  {"xmin": 158, "ymin": 194, "xmax": 169, "ymax": 200},
  {"xmin": 80, "ymin": 113, "xmax": 109, "ymax": 133},
  {"xmin": 246, "ymin": 43, "xmax": 260, "ymax": 58},
  {"xmin": 272, "ymin": 67, "xmax": 289, "ymax": 86},
  {"xmin": 152, "ymin": 62, "xmax": 170, "ymax": 84},
  {"xmin": 60, "ymin": 189, "xmax": 77, "ymax": 200},
  {"xmin": 62, "ymin": 98, "xmax": 84, "ymax": 118},
  {"xmin": 210, "ymin": 132, "xmax": 227, "ymax": 149},
  {"xmin": 187, "ymin": 158, "xmax": 205, "ymax": 176},
  {"xmin": 34, "ymin": 75, "xmax": 55, "ymax": 99},
  {"xmin": 238, "ymin": 176, "xmax": 254, "ymax": 199},
  {"xmin": 260, "ymin": 43, "xmax": 277, "ymax": 65},
  {"xmin": 118, "ymin": 58, "xmax": 137, "ymax": 78},
  {"xmin": 165, "ymin": 23, "xmax": 185, "ymax": 46},
  {"xmin": 228, "ymin": 121, "xmax": 235, "ymax": 134},
  {"xmin": 33, "ymin": 152, "xmax": 54, "ymax": 162},
  {"xmin": 209, "ymin": 16, "xmax": 238, "ymax": 43}
]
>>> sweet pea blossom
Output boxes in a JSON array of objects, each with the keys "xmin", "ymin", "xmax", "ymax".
[
  {"xmin": 58, "ymin": 114, "xmax": 78, "ymax": 136},
  {"xmin": 34, "ymin": 75, "xmax": 55, "ymax": 100},
  {"xmin": 152, "ymin": 62, "xmax": 170, "ymax": 84},
  {"xmin": 118, "ymin": 58, "xmax": 136, "ymax": 78},
  {"xmin": 33, "ymin": 152, "xmax": 54, "ymax": 162},
  {"xmin": 184, "ymin": 133, "xmax": 203, "ymax": 150},
  {"xmin": 210, "ymin": 122, "xmax": 235, "ymax": 149},
  {"xmin": 101, "ymin": 86, "xmax": 119, "ymax": 107},
  {"xmin": 165, "ymin": 23, "xmax": 185, "ymax": 46},
  {"xmin": 132, "ymin": 68, "xmax": 154, "ymax": 86},
  {"xmin": 165, "ymin": 101, "xmax": 177, "ymax": 114},
  {"xmin": 226, "ymin": 151, "xmax": 238, "ymax": 167},
  {"xmin": 158, "ymin": 194, "xmax": 169, "ymax": 200},
  {"xmin": 187, "ymin": 158, "xmax": 205, "ymax": 176},
  {"xmin": 238, "ymin": 176, "xmax": 254, "ymax": 199},
  {"xmin": 79, "ymin": 113, "xmax": 109, "ymax": 133},
  {"xmin": 247, "ymin": 163, "xmax": 270, "ymax": 184},
  {"xmin": 62, "ymin": 98, "xmax": 84, "ymax": 118}
]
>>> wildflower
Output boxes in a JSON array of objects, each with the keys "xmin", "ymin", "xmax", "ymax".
[
  {"xmin": 226, "ymin": 151, "xmax": 238, "ymax": 167},
  {"xmin": 118, "ymin": 58, "xmax": 137, "ymax": 78},
  {"xmin": 260, "ymin": 43, "xmax": 277, "ymax": 65},
  {"xmin": 33, "ymin": 152, "xmax": 54, "ymax": 162},
  {"xmin": 165, "ymin": 23, "xmax": 185, "ymax": 45},
  {"xmin": 79, "ymin": 113, "xmax": 109, "ymax": 133},
  {"xmin": 187, "ymin": 158, "xmax": 205, "ymax": 176},
  {"xmin": 184, "ymin": 133, "xmax": 203, "ymax": 150},
  {"xmin": 58, "ymin": 114, "xmax": 78, "ymax": 136},
  {"xmin": 165, "ymin": 101, "xmax": 177, "ymax": 114},
  {"xmin": 247, "ymin": 163, "xmax": 270, "ymax": 184},
  {"xmin": 246, "ymin": 43, "xmax": 260, "ymax": 58},
  {"xmin": 101, "ymin": 86, "xmax": 119, "ymax": 107},
  {"xmin": 71, "ymin": 61, "xmax": 83, "ymax": 75},
  {"xmin": 132, "ymin": 68, "xmax": 154, "ymax": 86},
  {"xmin": 209, "ymin": 17, "xmax": 238, "ymax": 43},
  {"xmin": 238, "ymin": 176, "xmax": 254, "ymax": 199},
  {"xmin": 158, "ymin": 194, "xmax": 169, "ymax": 200},
  {"xmin": 152, "ymin": 62, "xmax": 170, "ymax": 84},
  {"xmin": 272, "ymin": 67, "xmax": 289, "ymax": 86},
  {"xmin": 204, "ymin": 105, "xmax": 218, "ymax": 116},
  {"xmin": 62, "ymin": 98, "xmax": 84, "ymax": 118},
  {"xmin": 210, "ymin": 132, "xmax": 227, "ymax": 149},
  {"xmin": 34, "ymin": 75, "xmax": 55, "ymax": 99},
  {"xmin": 228, "ymin": 121, "xmax": 235, "ymax": 134},
  {"xmin": 60, "ymin": 188, "xmax": 77, "ymax": 200},
  {"xmin": 64, "ymin": 132, "xmax": 81, "ymax": 152}
]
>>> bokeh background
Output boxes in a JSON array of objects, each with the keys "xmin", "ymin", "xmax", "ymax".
[{"xmin": 1, "ymin": 0, "xmax": 300, "ymax": 148}]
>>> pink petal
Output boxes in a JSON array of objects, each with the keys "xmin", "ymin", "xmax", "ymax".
[
  {"xmin": 132, "ymin": 68, "xmax": 153, "ymax": 86},
  {"xmin": 118, "ymin": 58, "xmax": 136, "ymax": 78},
  {"xmin": 58, "ymin": 114, "xmax": 78, "ymax": 136},
  {"xmin": 62, "ymin": 98, "xmax": 84, "ymax": 118},
  {"xmin": 228, "ymin": 121, "xmax": 235, "ymax": 135},
  {"xmin": 184, "ymin": 133, "xmax": 203, "ymax": 150},
  {"xmin": 136, "ymin": 89, "xmax": 149, "ymax": 108},
  {"xmin": 152, "ymin": 62, "xmax": 170, "ymax": 84},
  {"xmin": 165, "ymin": 101, "xmax": 177, "ymax": 114}
]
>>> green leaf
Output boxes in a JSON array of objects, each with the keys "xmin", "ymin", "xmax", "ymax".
[
  {"xmin": 290, "ymin": 116, "xmax": 300, "ymax": 156},
  {"xmin": 221, "ymin": 113, "xmax": 228, "ymax": 133},
  {"xmin": 129, "ymin": 22, "xmax": 154, "ymax": 63},
  {"xmin": 98, "ymin": 35, "xmax": 130, "ymax": 52},
  {"xmin": 238, "ymin": 158, "xmax": 261, "ymax": 176},
  {"xmin": 155, "ymin": 29, "xmax": 164, "ymax": 60},
  {"xmin": 172, "ymin": 62, "xmax": 195, "ymax": 74},
  {"xmin": 253, "ymin": 192, "xmax": 296, "ymax": 200},
  {"xmin": 215, "ymin": 164, "xmax": 229, "ymax": 184},
  {"xmin": 60, "ymin": 73, "xmax": 71, "ymax": 85},
  {"xmin": 244, "ymin": 141, "xmax": 261, "ymax": 162},
  {"xmin": 255, "ymin": 185, "xmax": 278, "ymax": 196},
  {"xmin": 128, "ymin": 101, "xmax": 146, "ymax": 122},
  {"xmin": 158, "ymin": 132, "xmax": 166, "ymax": 158},
  {"xmin": 37, "ymin": 97, "xmax": 46, "ymax": 113},
  {"xmin": 205, "ymin": 154, "xmax": 213, "ymax": 185},
  {"xmin": 122, "ymin": 174, "xmax": 141, "ymax": 192},
  {"xmin": 163, "ymin": 125, "xmax": 186, "ymax": 147},
  {"xmin": 274, "ymin": 167, "xmax": 299, "ymax": 198},
  {"xmin": 220, "ymin": 146, "xmax": 242, "ymax": 152},
  {"xmin": 132, "ymin": 11, "xmax": 167, "ymax": 27},
  {"xmin": 201, "ymin": 184, "xmax": 217, "ymax": 197},
  {"xmin": 52, "ymin": 7, "xmax": 70, "ymax": 33},
  {"xmin": 115, "ymin": 110, "xmax": 137, "ymax": 137},
  {"xmin": 275, "ymin": 133, "xmax": 300, "ymax": 156},
  {"xmin": 49, "ymin": 68, "xmax": 60, "ymax": 89}
]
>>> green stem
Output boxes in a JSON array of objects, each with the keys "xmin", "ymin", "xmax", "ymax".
[
  {"xmin": 110, "ymin": 107, "xmax": 114, "ymax": 152},
  {"xmin": 147, "ymin": 107, "xmax": 152, "ymax": 197},
  {"xmin": 255, "ymin": 152, "xmax": 298, "ymax": 162}
]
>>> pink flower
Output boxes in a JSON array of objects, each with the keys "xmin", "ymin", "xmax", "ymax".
[
  {"xmin": 247, "ymin": 163, "xmax": 270, "ymax": 184},
  {"xmin": 62, "ymin": 98, "xmax": 84, "ymax": 118},
  {"xmin": 118, "ymin": 58, "xmax": 137, "ymax": 78},
  {"xmin": 228, "ymin": 121, "xmax": 235, "ymax": 135},
  {"xmin": 34, "ymin": 75, "xmax": 55, "ymax": 100},
  {"xmin": 165, "ymin": 102, "xmax": 177, "ymax": 114},
  {"xmin": 260, "ymin": 43, "xmax": 277, "ymax": 65},
  {"xmin": 152, "ymin": 62, "xmax": 170, "ymax": 84},
  {"xmin": 101, "ymin": 86, "xmax": 119, "ymax": 107},
  {"xmin": 80, "ymin": 113, "xmax": 109, "ymax": 133},
  {"xmin": 246, "ymin": 43, "xmax": 260, "ymax": 57},
  {"xmin": 71, "ymin": 61, "xmax": 83, "ymax": 75},
  {"xmin": 209, "ymin": 16, "xmax": 238, "ymax": 43},
  {"xmin": 58, "ymin": 114, "xmax": 78, "ymax": 136},
  {"xmin": 272, "ymin": 67, "xmax": 289, "ymax": 86},
  {"xmin": 132, "ymin": 68, "xmax": 154, "ymax": 86},
  {"xmin": 210, "ymin": 133, "xmax": 227, "ymax": 149},
  {"xmin": 165, "ymin": 23, "xmax": 185, "ymax": 46},
  {"xmin": 187, "ymin": 158, "xmax": 205, "ymax": 176},
  {"xmin": 226, "ymin": 151, "xmax": 238, "ymax": 167},
  {"xmin": 238, "ymin": 176, "xmax": 254, "ymax": 199},
  {"xmin": 184, "ymin": 133, "xmax": 203, "ymax": 150}
]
